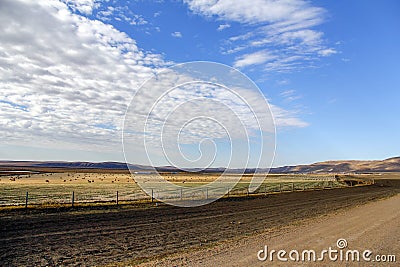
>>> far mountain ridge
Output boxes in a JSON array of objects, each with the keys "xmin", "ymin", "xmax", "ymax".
[{"xmin": 0, "ymin": 157, "xmax": 399, "ymax": 173}]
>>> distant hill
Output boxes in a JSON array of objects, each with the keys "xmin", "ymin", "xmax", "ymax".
[
  {"xmin": 0, "ymin": 157, "xmax": 399, "ymax": 173},
  {"xmin": 269, "ymin": 157, "xmax": 400, "ymax": 173},
  {"xmin": 0, "ymin": 161, "xmax": 150, "ymax": 170}
]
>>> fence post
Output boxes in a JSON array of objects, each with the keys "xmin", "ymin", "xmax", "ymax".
[
  {"xmin": 71, "ymin": 191, "xmax": 75, "ymax": 207},
  {"xmin": 303, "ymin": 184, "xmax": 306, "ymax": 191},
  {"xmin": 227, "ymin": 188, "xmax": 230, "ymax": 198},
  {"xmin": 25, "ymin": 192, "xmax": 28, "ymax": 209},
  {"xmin": 151, "ymin": 189, "xmax": 154, "ymax": 202},
  {"xmin": 292, "ymin": 183, "xmax": 295, "ymax": 192},
  {"xmin": 279, "ymin": 183, "xmax": 282, "ymax": 192},
  {"xmin": 180, "ymin": 188, "xmax": 183, "ymax": 200},
  {"xmin": 116, "ymin": 191, "xmax": 119, "ymax": 205}
]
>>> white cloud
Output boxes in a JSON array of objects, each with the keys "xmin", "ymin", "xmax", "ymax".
[
  {"xmin": 171, "ymin": 31, "xmax": 183, "ymax": 38},
  {"xmin": 184, "ymin": 0, "xmax": 325, "ymax": 27},
  {"xmin": 217, "ymin": 23, "xmax": 231, "ymax": 31},
  {"xmin": 96, "ymin": 5, "xmax": 148, "ymax": 25},
  {"xmin": 272, "ymin": 111, "xmax": 308, "ymax": 128},
  {"xmin": 234, "ymin": 50, "xmax": 277, "ymax": 68},
  {"xmin": 280, "ymin": 89, "xmax": 296, "ymax": 98},
  {"xmin": 319, "ymin": 48, "xmax": 337, "ymax": 56},
  {"xmin": 277, "ymin": 79, "xmax": 290, "ymax": 85},
  {"xmin": 184, "ymin": 0, "xmax": 336, "ymax": 71},
  {"xmin": 280, "ymin": 89, "xmax": 301, "ymax": 102},
  {"xmin": 0, "ymin": 0, "xmax": 163, "ymax": 152},
  {"xmin": 0, "ymin": 0, "xmax": 307, "ymax": 162},
  {"xmin": 122, "ymin": 68, "xmax": 279, "ymax": 167},
  {"xmin": 61, "ymin": 0, "xmax": 100, "ymax": 15}
]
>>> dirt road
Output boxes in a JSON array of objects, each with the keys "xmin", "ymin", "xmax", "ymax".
[
  {"xmin": 144, "ymin": 192, "xmax": 399, "ymax": 267},
  {"xmin": 1, "ymin": 181, "xmax": 399, "ymax": 266}
]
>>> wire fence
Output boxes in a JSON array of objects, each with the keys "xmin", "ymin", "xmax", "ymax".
[{"xmin": 0, "ymin": 179, "xmax": 373, "ymax": 208}]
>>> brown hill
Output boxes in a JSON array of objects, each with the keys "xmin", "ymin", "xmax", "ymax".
[
  {"xmin": 0, "ymin": 157, "xmax": 399, "ymax": 173},
  {"xmin": 271, "ymin": 157, "xmax": 400, "ymax": 173}
]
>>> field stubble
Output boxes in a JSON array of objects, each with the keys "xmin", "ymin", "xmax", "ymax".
[
  {"xmin": 0, "ymin": 174, "xmax": 399, "ymax": 266},
  {"xmin": 0, "ymin": 172, "xmax": 347, "ymax": 207}
]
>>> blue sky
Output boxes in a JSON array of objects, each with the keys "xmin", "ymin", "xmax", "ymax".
[{"xmin": 0, "ymin": 0, "xmax": 399, "ymax": 167}]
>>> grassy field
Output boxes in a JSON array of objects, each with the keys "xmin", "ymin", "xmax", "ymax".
[{"xmin": 0, "ymin": 172, "xmax": 358, "ymax": 207}]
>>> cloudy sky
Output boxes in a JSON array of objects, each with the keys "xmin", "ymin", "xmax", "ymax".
[{"xmin": 0, "ymin": 0, "xmax": 399, "ymax": 167}]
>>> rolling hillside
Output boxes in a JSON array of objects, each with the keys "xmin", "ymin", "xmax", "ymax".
[
  {"xmin": 0, "ymin": 157, "xmax": 399, "ymax": 173},
  {"xmin": 270, "ymin": 157, "xmax": 400, "ymax": 173}
]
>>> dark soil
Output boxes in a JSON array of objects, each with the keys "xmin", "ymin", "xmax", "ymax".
[{"xmin": 1, "ymin": 180, "xmax": 399, "ymax": 267}]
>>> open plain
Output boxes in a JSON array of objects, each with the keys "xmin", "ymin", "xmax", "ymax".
[{"xmin": 0, "ymin": 175, "xmax": 399, "ymax": 266}]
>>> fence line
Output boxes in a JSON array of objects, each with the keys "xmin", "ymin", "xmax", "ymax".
[{"xmin": 4, "ymin": 179, "xmax": 373, "ymax": 208}]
